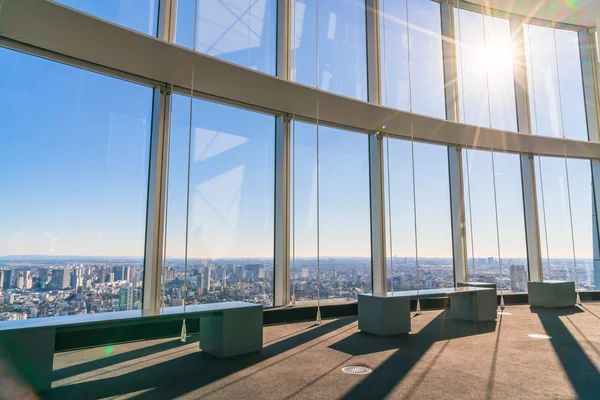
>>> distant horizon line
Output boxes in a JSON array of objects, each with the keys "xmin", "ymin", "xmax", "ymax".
[{"xmin": 1, "ymin": 254, "xmax": 587, "ymax": 261}]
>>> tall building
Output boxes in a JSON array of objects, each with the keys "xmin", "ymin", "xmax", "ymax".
[
  {"xmin": 114, "ymin": 266, "xmax": 131, "ymax": 282},
  {"xmin": 245, "ymin": 264, "xmax": 265, "ymax": 279},
  {"xmin": 119, "ymin": 285, "xmax": 133, "ymax": 311},
  {"xmin": 24, "ymin": 271, "xmax": 32, "ymax": 289},
  {"xmin": 51, "ymin": 269, "xmax": 71, "ymax": 289},
  {"xmin": 510, "ymin": 264, "xmax": 528, "ymax": 292},
  {"xmin": 221, "ymin": 269, "xmax": 227, "ymax": 288},
  {"xmin": 71, "ymin": 268, "xmax": 84, "ymax": 290},
  {"xmin": 1, "ymin": 269, "xmax": 12, "ymax": 289},
  {"xmin": 39, "ymin": 268, "xmax": 49, "ymax": 284},
  {"xmin": 196, "ymin": 271, "xmax": 205, "ymax": 294},
  {"xmin": 202, "ymin": 266, "xmax": 212, "ymax": 293},
  {"xmin": 17, "ymin": 274, "xmax": 24, "ymax": 289}
]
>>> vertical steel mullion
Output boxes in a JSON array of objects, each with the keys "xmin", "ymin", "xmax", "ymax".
[
  {"xmin": 158, "ymin": 0, "xmax": 177, "ymax": 42},
  {"xmin": 366, "ymin": 0, "xmax": 386, "ymax": 295},
  {"xmin": 580, "ymin": 28, "xmax": 600, "ymax": 289},
  {"xmin": 274, "ymin": 116, "xmax": 291, "ymax": 306},
  {"xmin": 511, "ymin": 16, "xmax": 543, "ymax": 282},
  {"xmin": 366, "ymin": 0, "xmax": 381, "ymax": 105},
  {"xmin": 273, "ymin": 0, "xmax": 291, "ymax": 306},
  {"xmin": 142, "ymin": 0, "xmax": 176, "ymax": 312},
  {"xmin": 441, "ymin": 1, "xmax": 467, "ymax": 285},
  {"xmin": 579, "ymin": 30, "xmax": 599, "ymax": 142},
  {"xmin": 369, "ymin": 135, "xmax": 387, "ymax": 296},
  {"xmin": 143, "ymin": 86, "xmax": 171, "ymax": 313},
  {"xmin": 277, "ymin": 0, "xmax": 290, "ymax": 80},
  {"xmin": 591, "ymin": 161, "xmax": 600, "ymax": 289}
]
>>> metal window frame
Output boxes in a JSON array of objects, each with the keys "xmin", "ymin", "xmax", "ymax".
[
  {"xmin": 366, "ymin": 0, "xmax": 387, "ymax": 295},
  {"xmin": 273, "ymin": 0, "xmax": 291, "ymax": 306},
  {"xmin": 510, "ymin": 15, "xmax": 543, "ymax": 283},
  {"xmin": 5, "ymin": 0, "xmax": 600, "ymax": 311},
  {"xmin": 441, "ymin": 1, "xmax": 468, "ymax": 285},
  {"xmin": 142, "ymin": 0, "xmax": 176, "ymax": 312},
  {"xmin": 580, "ymin": 28, "xmax": 600, "ymax": 289}
]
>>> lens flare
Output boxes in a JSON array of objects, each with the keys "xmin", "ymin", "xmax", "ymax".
[
  {"xmin": 565, "ymin": 0, "xmax": 579, "ymax": 8},
  {"xmin": 105, "ymin": 347, "xmax": 113, "ymax": 354}
]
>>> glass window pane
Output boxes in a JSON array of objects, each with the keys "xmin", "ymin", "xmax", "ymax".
[
  {"xmin": 0, "ymin": 48, "xmax": 153, "ymax": 320},
  {"xmin": 380, "ymin": 0, "xmax": 445, "ymax": 119},
  {"xmin": 55, "ymin": 0, "xmax": 159, "ymax": 36},
  {"xmin": 175, "ymin": 0, "xmax": 277, "ymax": 75},
  {"xmin": 455, "ymin": 8, "xmax": 517, "ymax": 130},
  {"xmin": 525, "ymin": 24, "xmax": 588, "ymax": 141},
  {"xmin": 463, "ymin": 150, "xmax": 527, "ymax": 291},
  {"xmin": 535, "ymin": 157, "xmax": 595, "ymax": 290},
  {"xmin": 385, "ymin": 140, "xmax": 454, "ymax": 291},
  {"xmin": 164, "ymin": 96, "xmax": 275, "ymax": 308},
  {"xmin": 290, "ymin": 123, "xmax": 371, "ymax": 303},
  {"xmin": 291, "ymin": 0, "xmax": 367, "ymax": 101}
]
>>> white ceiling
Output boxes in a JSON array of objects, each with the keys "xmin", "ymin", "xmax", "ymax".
[{"xmin": 467, "ymin": 0, "xmax": 599, "ymax": 27}]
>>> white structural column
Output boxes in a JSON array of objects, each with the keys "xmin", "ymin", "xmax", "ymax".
[
  {"xmin": 366, "ymin": 0, "xmax": 387, "ymax": 295},
  {"xmin": 580, "ymin": 28, "xmax": 600, "ymax": 289},
  {"xmin": 143, "ymin": 0, "xmax": 176, "ymax": 312},
  {"xmin": 274, "ymin": 116, "xmax": 291, "ymax": 306},
  {"xmin": 143, "ymin": 86, "xmax": 172, "ymax": 312},
  {"xmin": 441, "ymin": 1, "xmax": 468, "ymax": 285},
  {"xmin": 510, "ymin": 16, "xmax": 543, "ymax": 282},
  {"xmin": 273, "ymin": 0, "xmax": 291, "ymax": 306}
]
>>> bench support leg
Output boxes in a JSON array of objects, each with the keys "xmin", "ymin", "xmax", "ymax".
[
  {"xmin": 199, "ymin": 307, "xmax": 263, "ymax": 358},
  {"xmin": 0, "ymin": 327, "xmax": 55, "ymax": 394}
]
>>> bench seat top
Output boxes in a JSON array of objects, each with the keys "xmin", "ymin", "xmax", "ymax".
[
  {"xmin": 0, "ymin": 301, "xmax": 260, "ymax": 331},
  {"xmin": 360, "ymin": 286, "xmax": 494, "ymax": 300}
]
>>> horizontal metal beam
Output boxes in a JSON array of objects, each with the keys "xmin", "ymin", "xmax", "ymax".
[{"xmin": 2, "ymin": 0, "xmax": 600, "ymax": 159}]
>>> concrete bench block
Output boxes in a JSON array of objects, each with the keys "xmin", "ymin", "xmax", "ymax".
[
  {"xmin": 0, "ymin": 327, "xmax": 55, "ymax": 392},
  {"xmin": 449, "ymin": 289, "xmax": 497, "ymax": 322},
  {"xmin": 200, "ymin": 306, "xmax": 263, "ymax": 358},
  {"xmin": 528, "ymin": 281, "xmax": 576, "ymax": 308},
  {"xmin": 358, "ymin": 294, "xmax": 410, "ymax": 336}
]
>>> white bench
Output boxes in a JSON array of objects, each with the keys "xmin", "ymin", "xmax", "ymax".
[
  {"xmin": 358, "ymin": 287, "xmax": 497, "ymax": 336},
  {"xmin": 0, "ymin": 301, "xmax": 262, "ymax": 392}
]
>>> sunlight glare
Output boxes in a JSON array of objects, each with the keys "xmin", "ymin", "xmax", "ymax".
[{"xmin": 476, "ymin": 39, "xmax": 513, "ymax": 75}]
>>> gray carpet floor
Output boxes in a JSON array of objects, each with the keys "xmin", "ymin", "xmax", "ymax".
[{"xmin": 12, "ymin": 303, "xmax": 600, "ymax": 399}]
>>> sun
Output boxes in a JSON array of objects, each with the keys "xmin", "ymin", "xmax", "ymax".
[{"xmin": 476, "ymin": 39, "xmax": 514, "ymax": 75}]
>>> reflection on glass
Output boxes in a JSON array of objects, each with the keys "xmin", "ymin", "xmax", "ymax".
[
  {"xmin": 525, "ymin": 24, "xmax": 588, "ymax": 141},
  {"xmin": 291, "ymin": 0, "xmax": 367, "ymax": 100},
  {"xmin": 384, "ymin": 139, "xmax": 453, "ymax": 291},
  {"xmin": 175, "ymin": 0, "xmax": 277, "ymax": 74},
  {"xmin": 164, "ymin": 96, "xmax": 275, "ymax": 307},
  {"xmin": 291, "ymin": 123, "xmax": 371, "ymax": 304},
  {"xmin": 535, "ymin": 157, "xmax": 595, "ymax": 290},
  {"xmin": 462, "ymin": 150, "xmax": 527, "ymax": 291},
  {"xmin": 455, "ymin": 8, "xmax": 517, "ymax": 130},
  {"xmin": 56, "ymin": 0, "xmax": 159, "ymax": 36},
  {"xmin": 0, "ymin": 48, "xmax": 152, "ymax": 321},
  {"xmin": 380, "ymin": 0, "xmax": 445, "ymax": 118}
]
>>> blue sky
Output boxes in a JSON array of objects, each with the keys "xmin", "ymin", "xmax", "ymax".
[{"xmin": 0, "ymin": 0, "xmax": 595, "ymax": 260}]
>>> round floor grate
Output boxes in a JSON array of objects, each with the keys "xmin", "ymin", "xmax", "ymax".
[
  {"xmin": 342, "ymin": 365, "xmax": 372, "ymax": 375},
  {"xmin": 528, "ymin": 333, "xmax": 552, "ymax": 340}
]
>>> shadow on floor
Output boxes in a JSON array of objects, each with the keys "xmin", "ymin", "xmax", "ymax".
[
  {"xmin": 531, "ymin": 306, "xmax": 600, "ymax": 400},
  {"xmin": 53, "ymin": 336, "xmax": 200, "ymax": 381},
  {"xmin": 332, "ymin": 311, "xmax": 497, "ymax": 399},
  {"xmin": 41, "ymin": 317, "xmax": 356, "ymax": 400}
]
